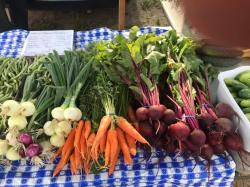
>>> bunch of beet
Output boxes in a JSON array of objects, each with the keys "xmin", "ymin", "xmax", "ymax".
[{"xmin": 136, "ymin": 104, "xmax": 177, "ymax": 150}]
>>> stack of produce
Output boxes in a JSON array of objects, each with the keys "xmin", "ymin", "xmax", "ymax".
[{"xmin": 0, "ymin": 27, "xmax": 247, "ymax": 177}]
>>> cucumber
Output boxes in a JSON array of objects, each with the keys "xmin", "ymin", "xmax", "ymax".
[
  {"xmin": 242, "ymin": 107, "xmax": 250, "ymax": 113},
  {"xmin": 234, "ymin": 97, "xmax": 243, "ymax": 104},
  {"xmin": 224, "ymin": 78, "xmax": 248, "ymax": 90},
  {"xmin": 245, "ymin": 113, "xmax": 250, "ymax": 121},
  {"xmin": 240, "ymin": 99, "xmax": 250, "ymax": 107},
  {"xmin": 238, "ymin": 89, "xmax": 250, "ymax": 99},
  {"xmin": 235, "ymin": 70, "xmax": 250, "ymax": 87}
]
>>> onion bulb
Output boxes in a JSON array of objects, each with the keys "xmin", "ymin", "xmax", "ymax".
[
  {"xmin": 50, "ymin": 134, "xmax": 65, "ymax": 147},
  {"xmin": 8, "ymin": 115, "xmax": 27, "ymax": 130},
  {"xmin": 1, "ymin": 100, "xmax": 21, "ymax": 116},
  {"xmin": 64, "ymin": 107, "xmax": 82, "ymax": 121},
  {"xmin": 0, "ymin": 139, "xmax": 8, "ymax": 156},
  {"xmin": 51, "ymin": 107, "xmax": 65, "ymax": 121},
  {"xmin": 20, "ymin": 101, "xmax": 36, "ymax": 116},
  {"xmin": 43, "ymin": 121, "xmax": 55, "ymax": 136},
  {"xmin": 6, "ymin": 147, "xmax": 21, "ymax": 161},
  {"xmin": 54, "ymin": 120, "xmax": 72, "ymax": 137}
]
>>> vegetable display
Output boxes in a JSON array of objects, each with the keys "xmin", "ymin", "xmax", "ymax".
[{"xmin": 0, "ymin": 27, "xmax": 247, "ymax": 177}]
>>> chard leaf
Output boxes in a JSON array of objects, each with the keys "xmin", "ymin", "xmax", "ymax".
[
  {"xmin": 140, "ymin": 73, "xmax": 153, "ymax": 90},
  {"xmin": 129, "ymin": 86, "xmax": 142, "ymax": 97}
]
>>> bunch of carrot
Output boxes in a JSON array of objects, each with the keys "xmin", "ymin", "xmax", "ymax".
[
  {"xmin": 90, "ymin": 115, "xmax": 149, "ymax": 175},
  {"xmin": 51, "ymin": 112, "xmax": 149, "ymax": 176},
  {"xmin": 51, "ymin": 120, "xmax": 93, "ymax": 177}
]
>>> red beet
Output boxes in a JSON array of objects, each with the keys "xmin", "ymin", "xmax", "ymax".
[
  {"xmin": 159, "ymin": 104, "xmax": 167, "ymax": 112},
  {"xmin": 223, "ymin": 132, "xmax": 243, "ymax": 151},
  {"xmin": 136, "ymin": 107, "xmax": 149, "ymax": 121},
  {"xmin": 168, "ymin": 122, "xmax": 190, "ymax": 141},
  {"xmin": 148, "ymin": 105, "xmax": 165, "ymax": 120},
  {"xmin": 200, "ymin": 144, "xmax": 214, "ymax": 160},
  {"xmin": 198, "ymin": 112, "xmax": 215, "ymax": 129},
  {"xmin": 215, "ymin": 118, "xmax": 234, "ymax": 133},
  {"xmin": 215, "ymin": 103, "xmax": 235, "ymax": 119},
  {"xmin": 213, "ymin": 143, "xmax": 225, "ymax": 155},
  {"xmin": 207, "ymin": 131, "xmax": 224, "ymax": 146},
  {"xmin": 189, "ymin": 129, "xmax": 206, "ymax": 146},
  {"xmin": 184, "ymin": 140, "xmax": 200, "ymax": 153},
  {"xmin": 139, "ymin": 121, "xmax": 154, "ymax": 138},
  {"xmin": 153, "ymin": 121, "xmax": 167, "ymax": 135},
  {"xmin": 163, "ymin": 109, "xmax": 177, "ymax": 125}
]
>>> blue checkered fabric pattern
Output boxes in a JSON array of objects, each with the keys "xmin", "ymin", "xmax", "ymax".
[{"xmin": 0, "ymin": 27, "xmax": 235, "ymax": 186}]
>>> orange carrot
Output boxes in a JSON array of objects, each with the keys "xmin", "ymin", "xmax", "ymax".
[
  {"xmin": 100, "ymin": 131, "xmax": 107, "ymax": 153},
  {"xmin": 104, "ymin": 139, "xmax": 111, "ymax": 167},
  {"xmin": 108, "ymin": 144, "xmax": 120, "ymax": 175},
  {"xmin": 83, "ymin": 159, "xmax": 90, "ymax": 175},
  {"xmin": 91, "ymin": 116, "xmax": 112, "ymax": 152},
  {"xmin": 125, "ymin": 133, "xmax": 137, "ymax": 156},
  {"xmin": 117, "ymin": 128, "xmax": 133, "ymax": 165},
  {"xmin": 53, "ymin": 154, "xmax": 70, "ymax": 177},
  {"xmin": 87, "ymin": 132, "xmax": 96, "ymax": 147},
  {"xmin": 53, "ymin": 158, "xmax": 64, "ymax": 177},
  {"xmin": 116, "ymin": 117, "xmax": 149, "ymax": 145},
  {"xmin": 74, "ymin": 120, "xmax": 84, "ymax": 148},
  {"xmin": 75, "ymin": 143, "xmax": 82, "ymax": 170},
  {"xmin": 50, "ymin": 147, "xmax": 63, "ymax": 162},
  {"xmin": 62, "ymin": 128, "xmax": 76, "ymax": 156},
  {"xmin": 127, "ymin": 106, "xmax": 137, "ymax": 122},
  {"xmin": 107, "ymin": 128, "xmax": 118, "ymax": 166},
  {"xmin": 70, "ymin": 153, "xmax": 77, "ymax": 175},
  {"xmin": 84, "ymin": 120, "xmax": 91, "ymax": 140},
  {"xmin": 80, "ymin": 127, "xmax": 87, "ymax": 159}
]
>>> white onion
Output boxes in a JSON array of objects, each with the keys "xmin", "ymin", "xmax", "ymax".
[
  {"xmin": 1, "ymin": 100, "xmax": 21, "ymax": 116},
  {"xmin": 6, "ymin": 147, "xmax": 21, "ymax": 161},
  {"xmin": 54, "ymin": 120, "xmax": 72, "ymax": 137},
  {"xmin": 50, "ymin": 134, "xmax": 65, "ymax": 147},
  {"xmin": 51, "ymin": 107, "xmax": 65, "ymax": 121},
  {"xmin": 20, "ymin": 101, "xmax": 36, "ymax": 116},
  {"xmin": 63, "ymin": 107, "xmax": 82, "ymax": 122},
  {"xmin": 8, "ymin": 115, "xmax": 27, "ymax": 130},
  {"xmin": 0, "ymin": 139, "xmax": 8, "ymax": 155},
  {"xmin": 43, "ymin": 121, "xmax": 55, "ymax": 136},
  {"xmin": 6, "ymin": 130, "xmax": 19, "ymax": 147}
]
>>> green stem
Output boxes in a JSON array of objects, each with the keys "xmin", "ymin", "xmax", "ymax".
[
  {"xmin": 69, "ymin": 82, "xmax": 83, "ymax": 107},
  {"xmin": 61, "ymin": 95, "xmax": 71, "ymax": 109}
]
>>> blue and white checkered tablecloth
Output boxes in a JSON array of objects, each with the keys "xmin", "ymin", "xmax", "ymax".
[{"xmin": 0, "ymin": 27, "xmax": 235, "ymax": 187}]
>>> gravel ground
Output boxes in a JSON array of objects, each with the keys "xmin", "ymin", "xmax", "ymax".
[{"xmin": 28, "ymin": 0, "xmax": 168, "ymax": 30}]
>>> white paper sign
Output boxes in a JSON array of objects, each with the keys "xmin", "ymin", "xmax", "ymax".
[{"xmin": 21, "ymin": 30, "xmax": 74, "ymax": 56}]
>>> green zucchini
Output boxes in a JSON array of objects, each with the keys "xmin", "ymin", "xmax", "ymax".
[
  {"xmin": 224, "ymin": 78, "xmax": 248, "ymax": 90},
  {"xmin": 245, "ymin": 113, "xmax": 250, "ymax": 121},
  {"xmin": 240, "ymin": 99, "xmax": 250, "ymax": 107},
  {"xmin": 242, "ymin": 107, "xmax": 250, "ymax": 113},
  {"xmin": 238, "ymin": 89, "xmax": 250, "ymax": 99}
]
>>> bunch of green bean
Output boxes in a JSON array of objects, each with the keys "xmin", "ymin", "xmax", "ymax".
[
  {"xmin": 0, "ymin": 57, "xmax": 29, "ymax": 103},
  {"xmin": 28, "ymin": 56, "xmax": 52, "ymax": 86},
  {"xmin": 0, "ymin": 56, "xmax": 52, "ymax": 104}
]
